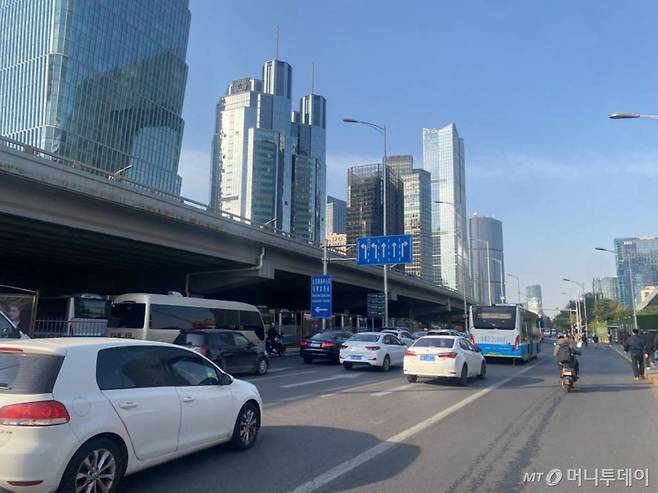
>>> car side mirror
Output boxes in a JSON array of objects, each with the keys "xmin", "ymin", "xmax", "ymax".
[{"xmin": 219, "ymin": 373, "xmax": 233, "ymax": 385}]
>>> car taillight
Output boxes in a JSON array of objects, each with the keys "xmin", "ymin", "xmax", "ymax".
[
  {"xmin": 341, "ymin": 344, "xmax": 349, "ymax": 349},
  {"xmin": 404, "ymin": 351, "xmax": 416, "ymax": 357},
  {"xmin": 512, "ymin": 335, "xmax": 520, "ymax": 352},
  {"xmin": 439, "ymin": 352, "xmax": 457, "ymax": 358},
  {"xmin": 0, "ymin": 401, "xmax": 70, "ymax": 426},
  {"xmin": 199, "ymin": 345, "xmax": 211, "ymax": 357},
  {"xmin": 365, "ymin": 346, "xmax": 381, "ymax": 351},
  {"xmin": 321, "ymin": 342, "xmax": 336, "ymax": 349},
  {"xmin": 0, "ymin": 347, "xmax": 23, "ymax": 353},
  {"xmin": 300, "ymin": 339, "xmax": 309, "ymax": 348}
]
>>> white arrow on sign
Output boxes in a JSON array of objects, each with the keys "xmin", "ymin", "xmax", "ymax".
[
  {"xmin": 360, "ymin": 243, "xmax": 368, "ymax": 260},
  {"xmin": 380, "ymin": 242, "xmax": 388, "ymax": 257},
  {"xmin": 314, "ymin": 306, "xmax": 329, "ymax": 314},
  {"xmin": 391, "ymin": 242, "xmax": 398, "ymax": 257},
  {"xmin": 371, "ymin": 243, "xmax": 378, "ymax": 259},
  {"xmin": 400, "ymin": 240, "xmax": 409, "ymax": 258}
]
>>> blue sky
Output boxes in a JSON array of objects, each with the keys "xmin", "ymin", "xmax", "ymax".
[{"xmin": 178, "ymin": 0, "xmax": 658, "ymax": 312}]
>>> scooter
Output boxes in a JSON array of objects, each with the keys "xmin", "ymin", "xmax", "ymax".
[
  {"xmin": 559, "ymin": 361, "xmax": 576, "ymax": 392},
  {"xmin": 266, "ymin": 336, "xmax": 286, "ymax": 357}
]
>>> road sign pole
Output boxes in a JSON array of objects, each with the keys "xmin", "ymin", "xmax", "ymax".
[
  {"xmin": 382, "ymin": 126, "xmax": 389, "ymax": 327},
  {"xmin": 322, "ymin": 243, "xmax": 328, "ymax": 331},
  {"xmin": 383, "ymin": 266, "xmax": 388, "ymax": 327}
]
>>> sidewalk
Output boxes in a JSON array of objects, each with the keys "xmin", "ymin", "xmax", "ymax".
[{"xmin": 608, "ymin": 343, "xmax": 658, "ymax": 386}]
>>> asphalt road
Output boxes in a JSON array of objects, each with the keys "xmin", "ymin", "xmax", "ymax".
[{"xmin": 120, "ymin": 342, "xmax": 658, "ymax": 493}]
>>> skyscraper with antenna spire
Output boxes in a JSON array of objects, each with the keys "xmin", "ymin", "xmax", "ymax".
[{"xmin": 211, "ymin": 35, "xmax": 326, "ymax": 242}]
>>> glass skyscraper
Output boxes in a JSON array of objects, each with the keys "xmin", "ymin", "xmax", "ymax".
[
  {"xmin": 385, "ymin": 155, "xmax": 432, "ymax": 281},
  {"xmin": 212, "ymin": 58, "xmax": 325, "ymax": 238},
  {"xmin": 291, "ymin": 94, "xmax": 326, "ymax": 242},
  {"xmin": 469, "ymin": 214, "xmax": 505, "ymax": 304},
  {"xmin": 592, "ymin": 277, "xmax": 618, "ymax": 302},
  {"xmin": 422, "ymin": 124, "xmax": 470, "ymax": 292},
  {"xmin": 0, "ymin": 0, "xmax": 190, "ymax": 194},
  {"xmin": 326, "ymin": 195, "xmax": 346, "ymax": 236},
  {"xmin": 614, "ymin": 236, "xmax": 658, "ymax": 308},
  {"xmin": 346, "ymin": 163, "xmax": 404, "ymax": 249},
  {"xmin": 526, "ymin": 285, "xmax": 544, "ymax": 316}
]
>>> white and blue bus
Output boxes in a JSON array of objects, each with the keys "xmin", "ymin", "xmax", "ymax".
[{"xmin": 469, "ymin": 304, "xmax": 540, "ymax": 361}]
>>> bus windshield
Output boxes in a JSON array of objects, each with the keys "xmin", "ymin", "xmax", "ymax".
[
  {"xmin": 472, "ymin": 306, "xmax": 516, "ymax": 330},
  {"xmin": 108, "ymin": 303, "xmax": 146, "ymax": 329}
]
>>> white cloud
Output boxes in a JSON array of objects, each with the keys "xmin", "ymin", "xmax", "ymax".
[{"xmin": 179, "ymin": 149, "xmax": 212, "ymax": 204}]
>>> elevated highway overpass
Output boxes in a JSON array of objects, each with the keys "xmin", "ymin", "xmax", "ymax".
[{"xmin": 0, "ymin": 137, "xmax": 472, "ymax": 322}]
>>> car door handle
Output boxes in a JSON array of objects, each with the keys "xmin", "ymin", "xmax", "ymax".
[
  {"xmin": 118, "ymin": 401, "xmax": 138, "ymax": 409},
  {"xmin": 181, "ymin": 396, "xmax": 195, "ymax": 403}
]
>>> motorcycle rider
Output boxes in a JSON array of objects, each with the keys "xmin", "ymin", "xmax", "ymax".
[
  {"xmin": 553, "ymin": 333, "xmax": 580, "ymax": 380},
  {"xmin": 266, "ymin": 325, "xmax": 285, "ymax": 355}
]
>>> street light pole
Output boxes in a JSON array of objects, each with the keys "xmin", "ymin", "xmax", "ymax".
[
  {"xmin": 563, "ymin": 278, "xmax": 588, "ymax": 336},
  {"xmin": 343, "ymin": 118, "xmax": 389, "ymax": 326},
  {"xmin": 491, "ymin": 258, "xmax": 504, "ymax": 303},
  {"xmin": 472, "ymin": 238, "xmax": 492, "ymax": 305},
  {"xmin": 508, "ymin": 273, "xmax": 521, "ymax": 305},
  {"xmin": 609, "ymin": 112, "xmax": 658, "ymax": 120},
  {"xmin": 595, "ymin": 246, "xmax": 638, "ymax": 332}
]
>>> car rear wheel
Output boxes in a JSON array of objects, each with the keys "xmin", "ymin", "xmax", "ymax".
[
  {"xmin": 59, "ymin": 437, "xmax": 124, "ymax": 493},
  {"xmin": 231, "ymin": 402, "xmax": 260, "ymax": 451},
  {"xmin": 477, "ymin": 361, "xmax": 486, "ymax": 379},
  {"xmin": 303, "ymin": 356, "xmax": 313, "ymax": 364},
  {"xmin": 343, "ymin": 362, "xmax": 353, "ymax": 370},
  {"xmin": 254, "ymin": 357, "xmax": 268, "ymax": 375},
  {"xmin": 380, "ymin": 355, "xmax": 391, "ymax": 372},
  {"xmin": 406, "ymin": 374, "xmax": 418, "ymax": 383},
  {"xmin": 459, "ymin": 365, "xmax": 468, "ymax": 386}
]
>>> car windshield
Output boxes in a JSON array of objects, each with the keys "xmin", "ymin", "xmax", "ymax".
[
  {"xmin": 413, "ymin": 338, "xmax": 455, "ymax": 348},
  {"xmin": 349, "ymin": 334, "xmax": 380, "ymax": 343}
]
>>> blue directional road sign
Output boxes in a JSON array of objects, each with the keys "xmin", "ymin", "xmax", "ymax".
[
  {"xmin": 310, "ymin": 275, "xmax": 332, "ymax": 319},
  {"xmin": 356, "ymin": 234, "xmax": 413, "ymax": 265}
]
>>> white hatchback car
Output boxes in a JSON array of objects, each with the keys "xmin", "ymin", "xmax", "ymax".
[
  {"xmin": 340, "ymin": 332, "xmax": 407, "ymax": 371},
  {"xmin": 403, "ymin": 335, "xmax": 486, "ymax": 385},
  {"xmin": 0, "ymin": 338, "xmax": 262, "ymax": 493}
]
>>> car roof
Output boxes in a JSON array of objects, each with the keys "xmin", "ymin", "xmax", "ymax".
[
  {"xmin": 0, "ymin": 337, "xmax": 179, "ymax": 355},
  {"xmin": 179, "ymin": 329, "xmax": 236, "ymax": 334},
  {"xmin": 352, "ymin": 332, "xmax": 382, "ymax": 336}
]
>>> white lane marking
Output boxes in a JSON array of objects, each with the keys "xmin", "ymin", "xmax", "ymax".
[
  {"xmin": 287, "ymin": 361, "xmax": 540, "ymax": 493},
  {"xmin": 371, "ymin": 383, "xmax": 415, "ymax": 397},
  {"xmin": 320, "ymin": 375, "xmax": 405, "ymax": 398},
  {"xmin": 281, "ymin": 373, "xmax": 363, "ymax": 389},
  {"xmin": 244, "ymin": 370, "xmax": 318, "ymax": 382},
  {"xmin": 268, "ymin": 366, "xmax": 300, "ymax": 373}
]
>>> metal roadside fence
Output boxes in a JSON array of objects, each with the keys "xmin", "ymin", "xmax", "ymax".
[{"xmin": 32, "ymin": 320, "xmax": 107, "ymax": 338}]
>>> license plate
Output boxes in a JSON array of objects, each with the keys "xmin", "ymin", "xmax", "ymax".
[
  {"xmin": 420, "ymin": 354, "xmax": 436, "ymax": 362},
  {"xmin": 562, "ymin": 370, "xmax": 572, "ymax": 376},
  {"xmin": 309, "ymin": 343, "xmax": 321, "ymax": 348},
  {"xmin": 350, "ymin": 355, "xmax": 362, "ymax": 360}
]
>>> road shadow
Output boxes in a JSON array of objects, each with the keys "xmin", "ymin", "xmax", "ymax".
[
  {"xmin": 572, "ymin": 383, "xmax": 654, "ymax": 393},
  {"xmin": 120, "ymin": 425, "xmax": 420, "ymax": 493}
]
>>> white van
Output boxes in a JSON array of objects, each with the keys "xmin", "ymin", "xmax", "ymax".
[
  {"xmin": 35, "ymin": 294, "xmax": 110, "ymax": 337},
  {"xmin": 107, "ymin": 293, "xmax": 266, "ymax": 346}
]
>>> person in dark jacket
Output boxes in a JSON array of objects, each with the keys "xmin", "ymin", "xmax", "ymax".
[{"xmin": 624, "ymin": 329, "xmax": 648, "ymax": 380}]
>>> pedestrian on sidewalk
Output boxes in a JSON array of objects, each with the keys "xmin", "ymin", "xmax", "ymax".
[
  {"xmin": 592, "ymin": 334, "xmax": 599, "ymax": 349},
  {"xmin": 624, "ymin": 329, "xmax": 648, "ymax": 381}
]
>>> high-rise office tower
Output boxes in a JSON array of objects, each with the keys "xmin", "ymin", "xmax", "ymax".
[
  {"xmin": 291, "ymin": 94, "xmax": 326, "ymax": 242},
  {"xmin": 385, "ymin": 155, "xmax": 432, "ymax": 281},
  {"xmin": 211, "ymin": 59, "xmax": 294, "ymax": 231},
  {"xmin": 592, "ymin": 277, "xmax": 618, "ymax": 301},
  {"xmin": 422, "ymin": 124, "xmax": 469, "ymax": 292},
  {"xmin": 469, "ymin": 214, "xmax": 505, "ymax": 304},
  {"xmin": 614, "ymin": 237, "xmax": 658, "ymax": 308},
  {"xmin": 326, "ymin": 196, "xmax": 346, "ymax": 235},
  {"xmin": 0, "ymin": 0, "xmax": 191, "ymax": 194},
  {"xmin": 526, "ymin": 285, "xmax": 544, "ymax": 316},
  {"xmin": 346, "ymin": 163, "xmax": 404, "ymax": 248}
]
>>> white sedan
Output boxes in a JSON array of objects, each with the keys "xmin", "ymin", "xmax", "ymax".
[
  {"xmin": 403, "ymin": 335, "xmax": 486, "ymax": 385},
  {"xmin": 381, "ymin": 328, "xmax": 415, "ymax": 347},
  {"xmin": 340, "ymin": 332, "xmax": 407, "ymax": 371},
  {"xmin": 0, "ymin": 338, "xmax": 262, "ymax": 493}
]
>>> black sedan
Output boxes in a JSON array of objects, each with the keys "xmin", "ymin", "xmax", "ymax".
[
  {"xmin": 174, "ymin": 329, "xmax": 269, "ymax": 375},
  {"xmin": 300, "ymin": 330, "xmax": 354, "ymax": 364}
]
